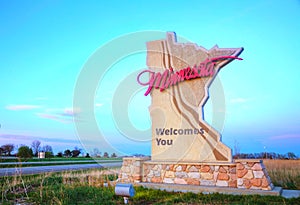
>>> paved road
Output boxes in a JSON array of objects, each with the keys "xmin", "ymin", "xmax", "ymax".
[
  {"xmin": 0, "ymin": 160, "xmax": 121, "ymax": 165},
  {"xmin": 0, "ymin": 162, "xmax": 122, "ymax": 176}
]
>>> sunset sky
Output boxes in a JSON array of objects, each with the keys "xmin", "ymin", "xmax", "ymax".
[{"xmin": 1, "ymin": 0, "xmax": 300, "ymax": 156}]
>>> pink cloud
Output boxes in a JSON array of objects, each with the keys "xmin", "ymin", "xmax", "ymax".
[
  {"xmin": 0, "ymin": 134, "xmax": 32, "ymax": 141},
  {"xmin": 36, "ymin": 113, "xmax": 73, "ymax": 124},
  {"xmin": 36, "ymin": 107, "xmax": 82, "ymax": 124},
  {"xmin": 269, "ymin": 134, "xmax": 300, "ymax": 140},
  {"xmin": 61, "ymin": 107, "xmax": 81, "ymax": 116},
  {"xmin": 37, "ymin": 113, "xmax": 59, "ymax": 120},
  {"xmin": 6, "ymin": 104, "xmax": 41, "ymax": 111}
]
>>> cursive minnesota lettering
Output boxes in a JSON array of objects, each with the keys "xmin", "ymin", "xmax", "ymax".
[{"xmin": 137, "ymin": 56, "xmax": 242, "ymax": 96}]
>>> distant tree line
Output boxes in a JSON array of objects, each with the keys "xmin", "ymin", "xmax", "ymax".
[
  {"xmin": 88, "ymin": 148, "xmax": 117, "ymax": 158},
  {"xmin": 0, "ymin": 141, "xmax": 297, "ymax": 161},
  {"xmin": 56, "ymin": 146, "xmax": 82, "ymax": 158},
  {"xmin": 0, "ymin": 141, "xmax": 118, "ymax": 159},
  {"xmin": 233, "ymin": 152, "xmax": 298, "ymax": 160},
  {"xmin": 0, "ymin": 140, "xmax": 54, "ymax": 159}
]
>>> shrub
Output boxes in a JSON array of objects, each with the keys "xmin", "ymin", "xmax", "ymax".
[{"xmin": 17, "ymin": 146, "xmax": 33, "ymax": 159}]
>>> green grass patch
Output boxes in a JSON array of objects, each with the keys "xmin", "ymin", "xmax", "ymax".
[
  {"xmin": 0, "ymin": 157, "xmax": 122, "ymax": 163},
  {"xmin": 0, "ymin": 170, "xmax": 299, "ymax": 205},
  {"xmin": 132, "ymin": 186, "xmax": 299, "ymax": 205},
  {"xmin": 0, "ymin": 161, "xmax": 117, "ymax": 168},
  {"xmin": 0, "ymin": 159, "xmax": 122, "ymax": 168},
  {"xmin": 26, "ymin": 185, "xmax": 120, "ymax": 205}
]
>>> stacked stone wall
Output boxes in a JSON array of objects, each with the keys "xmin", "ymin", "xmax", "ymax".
[
  {"xmin": 119, "ymin": 158, "xmax": 273, "ymax": 190},
  {"xmin": 235, "ymin": 160, "xmax": 273, "ymax": 190},
  {"xmin": 143, "ymin": 163, "xmax": 238, "ymax": 187},
  {"xmin": 118, "ymin": 157, "xmax": 150, "ymax": 183}
]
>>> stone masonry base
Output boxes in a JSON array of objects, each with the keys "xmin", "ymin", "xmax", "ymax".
[{"xmin": 118, "ymin": 158, "xmax": 274, "ymax": 191}]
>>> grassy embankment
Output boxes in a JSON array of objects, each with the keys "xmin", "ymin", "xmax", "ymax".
[
  {"xmin": 0, "ymin": 157, "xmax": 122, "ymax": 162},
  {"xmin": 0, "ymin": 157, "xmax": 122, "ymax": 168},
  {"xmin": 0, "ymin": 159, "xmax": 299, "ymax": 204}
]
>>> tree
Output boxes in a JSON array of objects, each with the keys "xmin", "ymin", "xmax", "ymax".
[
  {"xmin": 92, "ymin": 148, "xmax": 101, "ymax": 157},
  {"xmin": 42, "ymin": 145, "xmax": 54, "ymax": 158},
  {"xmin": 103, "ymin": 152, "xmax": 109, "ymax": 158},
  {"xmin": 45, "ymin": 151, "xmax": 54, "ymax": 158},
  {"xmin": 287, "ymin": 152, "xmax": 297, "ymax": 160},
  {"xmin": 70, "ymin": 147, "xmax": 82, "ymax": 158},
  {"xmin": 71, "ymin": 149, "xmax": 81, "ymax": 157},
  {"xmin": 85, "ymin": 153, "xmax": 90, "ymax": 158},
  {"xmin": 42, "ymin": 145, "xmax": 53, "ymax": 153},
  {"xmin": 1, "ymin": 144, "xmax": 15, "ymax": 156},
  {"xmin": 111, "ymin": 153, "xmax": 117, "ymax": 158},
  {"xmin": 17, "ymin": 146, "xmax": 33, "ymax": 159},
  {"xmin": 56, "ymin": 152, "xmax": 63, "ymax": 157},
  {"xmin": 31, "ymin": 140, "xmax": 41, "ymax": 156},
  {"xmin": 64, "ymin": 149, "xmax": 72, "ymax": 158}
]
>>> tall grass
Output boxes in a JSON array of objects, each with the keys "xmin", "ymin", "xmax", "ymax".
[
  {"xmin": 0, "ymin": 168, "xmax": 119, "ymax": 204},
  {"xmin": 264, "ymin": 159, "xmax": 300, "ymax": 189},
  {"xmin": 0, "ymin": 161, "xmax": 299, "ymax": 204}
]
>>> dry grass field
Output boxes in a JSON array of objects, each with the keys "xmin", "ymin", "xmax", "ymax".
[
  {"xmin": 1, "ymin": 163, "xmax": 300, "ymax": 204},
  {"xmin": 263, "ymin": 159, "xmax": 300, "ymax": 189}
]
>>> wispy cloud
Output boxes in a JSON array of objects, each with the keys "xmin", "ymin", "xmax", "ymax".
[
  {"xmin": 0, "ymin": 134, "xmax": 82, "ymax": 149},
  {"xmin": 36, "ymin": 107, "xmax": 82, "ymax": 123},
  {"xmin": 60, "ymin": 107, "xmax": 81, "ymax": 117},
  {"xmin": 229, "ymin": 98, "xmax": 249, "ymax": 104},
  {"xmin": 269, "ymin": 134, "xmax": 300, "ymax": 141},
  {"xmin": 0, "ymin": 134, "xmax": 33, "ymax": 141},
  {"xmin": 5, "ymin": 103, "xmax": 82, "ymax": 124},
  {"xmin": 36, "ymin": 113, "xmax": 72, "ymax": 123},
  {"xmin": 6, "ymin": 104, "xmax": 41, "ymax": 111}
]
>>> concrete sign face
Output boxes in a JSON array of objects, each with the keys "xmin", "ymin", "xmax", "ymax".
[{"xmin": 138, "ymin": 32, "xmax": 243, "ymax": 162}]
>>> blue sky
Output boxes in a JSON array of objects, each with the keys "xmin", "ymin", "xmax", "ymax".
[{"xmin": 1, "ymin": 0, "xmax": 300, "ymax": 156}]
